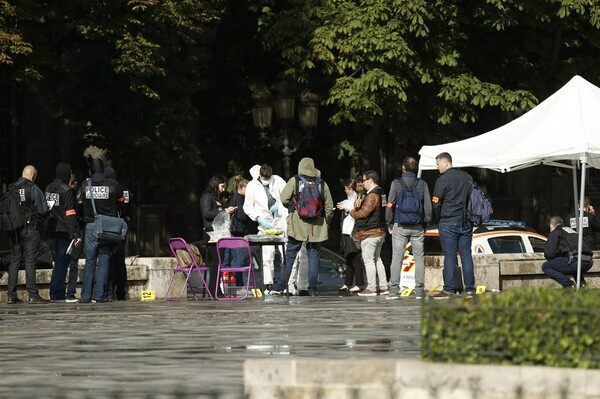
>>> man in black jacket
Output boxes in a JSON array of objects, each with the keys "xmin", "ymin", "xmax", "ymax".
[
  {"xmin": 79, "ymin": 158, "xmax": 123, "ymax": 303},
  {"xmin": 431, "ymin": 152, "xmax": 474, "ymax": 298},
  {"xmin": 46, "ymin": 162, "xmax": 81, "ymax": 302},
  {"xmin": 7, "ymin": 165, "xmax": 50, "ymax": 304},
  {"xmin": 568, "ymin": 196, "xmax": 600, "ymax": 251},
  {"xmin": 543, "ymin": 215, "xmax": 593, "ymax": 288}
]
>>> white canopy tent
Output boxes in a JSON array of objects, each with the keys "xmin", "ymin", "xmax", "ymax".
[{"xmin": 418, "ymin": 75, "xmax": 600, "ymax": 288}]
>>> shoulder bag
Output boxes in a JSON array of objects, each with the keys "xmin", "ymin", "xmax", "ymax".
[{"xmin": 87, "ymin": 179, "xmax": 127, "ymax": 243}]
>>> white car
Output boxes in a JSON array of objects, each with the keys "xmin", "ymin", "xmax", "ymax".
[
  {"xmin": 400, "ymin": 220, "xmax": 547, "ymax": 288},
  {"xmin": 420, "ymin": 221, "xmax": 547, "ymax": 255}
]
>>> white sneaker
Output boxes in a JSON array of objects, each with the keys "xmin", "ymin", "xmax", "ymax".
[{"xmin": 385, "ymin": 293, "xmax": 399, "ymax": 300}]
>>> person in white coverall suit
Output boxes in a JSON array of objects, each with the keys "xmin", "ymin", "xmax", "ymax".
[
  {"xmin": 243, "ymin": 164, "xmax": 308, "ymax": 294},
  {"xmin": 243, "ymin": 164, "xmax": 288, "ymax": 288}
]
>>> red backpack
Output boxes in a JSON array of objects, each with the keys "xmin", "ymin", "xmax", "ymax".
[{"xmin": 293, "ymin": 175, "xmax": 324, "ymax": 219}]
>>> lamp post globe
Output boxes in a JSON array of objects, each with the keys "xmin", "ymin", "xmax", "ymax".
[
  {"xmin": 273, "ymin": 81, "xmax": 295, "ymax": 127},
  {"xmin": 298, "ymin": 89, "xmax": 319, "ymax": 129},
  {"xmin": 251, "ymin": 83, "xmax": 319, "ymax": 180},
  {"xmin": 251, "ymin": 88, "xmax": 273, "ymax": 133}
]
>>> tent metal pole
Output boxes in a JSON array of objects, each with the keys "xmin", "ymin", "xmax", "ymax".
[
  {"xmin": 572, "ymin": 163, "xmax": 579, "ymax": 218},
  {"xmin": 576, "ymin": 157, "xmax": 588, "ymax": 290}
]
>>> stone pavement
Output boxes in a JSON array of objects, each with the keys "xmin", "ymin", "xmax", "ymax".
[{"xmin": 0, "ymin": 292, "xmax": 422, "ymax": 399}]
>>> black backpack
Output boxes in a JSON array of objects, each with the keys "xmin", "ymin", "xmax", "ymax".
[
  {"xmin": 0, "ymin": 183, "xmax": 32, "ymax": 233},
  {"xmin": 394, "ymin": 178, "xmax": 423, "ymax": 225},
  {"xmin": 464, "ymin": 181, "xmax": 493, "ymax": 226}
]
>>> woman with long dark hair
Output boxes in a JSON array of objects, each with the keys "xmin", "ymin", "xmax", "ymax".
[{"xmin": 200, "ymin": 174, "xmax": 236, "ymax": 296}]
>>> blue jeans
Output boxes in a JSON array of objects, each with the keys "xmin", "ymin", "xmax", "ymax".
[
  {"xmin": 8, "ymin": 226, "xmax": 41, "ymax": 298},
  {"xmin": 49, "ymin": 236, "xmax": 71, "ymax": 300},
  {"xmin": 438, "ymin": 220, "xmax": 475, "ymax": 293},
  {"xmin": 273, "ymin": 237, "xmax": 321, "ymax": 294},
  {"xmin": 542, "ymin": 257, "xmax": 593, "ymax": 287},
  {"xmin": 230, "ymin": 252, "xmax": 247, "ymax": 287},
  {"xmin": 81, "ymin": 223, "xmax": 112, "ymax": 302}
]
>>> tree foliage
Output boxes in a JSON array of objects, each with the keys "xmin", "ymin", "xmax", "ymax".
[
  {"xmin": 3, "ymin": 0, "xmax": 600, "ymax": 189},
  {"xmin": 255, "ymin": 0, "xmax": 600, "ymax": 162},
  {"xmin": 0, "ymin": 0, "xmax": 224, "ymax": 190}
]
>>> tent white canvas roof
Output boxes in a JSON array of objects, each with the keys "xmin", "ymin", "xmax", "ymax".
[
  {"xmin": 418, "ymin": 75, "xmax": 600, "ymax": 288},
  {"xmin": 418, "ymin": 75, "xmax": 600, "ymax": 172}
]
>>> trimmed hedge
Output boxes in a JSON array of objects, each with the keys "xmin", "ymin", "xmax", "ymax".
[{"xmin": 422, "ymin": 287, "xmax": 600, "ymax": 368}]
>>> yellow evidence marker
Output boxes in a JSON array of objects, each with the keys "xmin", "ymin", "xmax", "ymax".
[{"xmin": 141, "ymin": 290, "xmax": 156, "ymax": 301}]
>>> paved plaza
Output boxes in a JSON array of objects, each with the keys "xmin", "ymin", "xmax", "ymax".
[{"xmin": 0, "ymin": 292, "xmax": 422, "ymax": 399}]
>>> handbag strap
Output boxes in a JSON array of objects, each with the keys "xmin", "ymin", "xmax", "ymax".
[{"xmin": 86, "ymin": 178, "xmax": 98, "ymax": 216}]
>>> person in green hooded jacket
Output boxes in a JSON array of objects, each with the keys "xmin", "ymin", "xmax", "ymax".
[{"xmin": 267, "ymin": 158, "xmax": 333, "ymax": 297}]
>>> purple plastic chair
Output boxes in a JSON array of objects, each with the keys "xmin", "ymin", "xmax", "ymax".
[
  {"xmin": 165, "ymin": 237, "xmax": 213, "ymax": 301},
  {"xmin": 215, "ymin": 237, "xmax": 257, "ymax": 300}
]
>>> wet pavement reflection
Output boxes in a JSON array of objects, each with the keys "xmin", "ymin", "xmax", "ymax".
[{"xmin": 0, "ymin": 293, "xmax": 422, "ymax": 398}]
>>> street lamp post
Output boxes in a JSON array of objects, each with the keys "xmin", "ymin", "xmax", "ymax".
[{"xmin": 251, "ymin": 82, "xmax": 319, "ymax": 179}]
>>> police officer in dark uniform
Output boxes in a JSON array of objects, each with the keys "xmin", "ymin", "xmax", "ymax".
[
  {"xmin": 542, "ymin": 215, "xmax": 593, "ymax": 288},
  {"xmin": 568, "ymin": 196, "xmax": 600, "ymax": 251},
  {"xmin": 45, "ymin": 162, "xmax": 81, "ymax": 302},
  {"xmin": 7, "ymin": 165, "xmax": 50, "ymax": 304},
  {"xmin": 79, "ymin": 158, "xmax": 123, "ymax": 303},
  {"xmin": 65, "ymin": 173, "xmax": 83, "ymax": 301},
  {"xmin": 105, "ymin": 166, "xmax": 131, "ymax": 301}
]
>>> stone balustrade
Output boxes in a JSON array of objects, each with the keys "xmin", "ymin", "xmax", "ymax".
[
  {"xmin": 0, "ymin": 257, "xmax": 182, "ymax": 302},
  {"xmin": 0, "ymin": 253, "xmax": 597, "ymax": 301}
]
